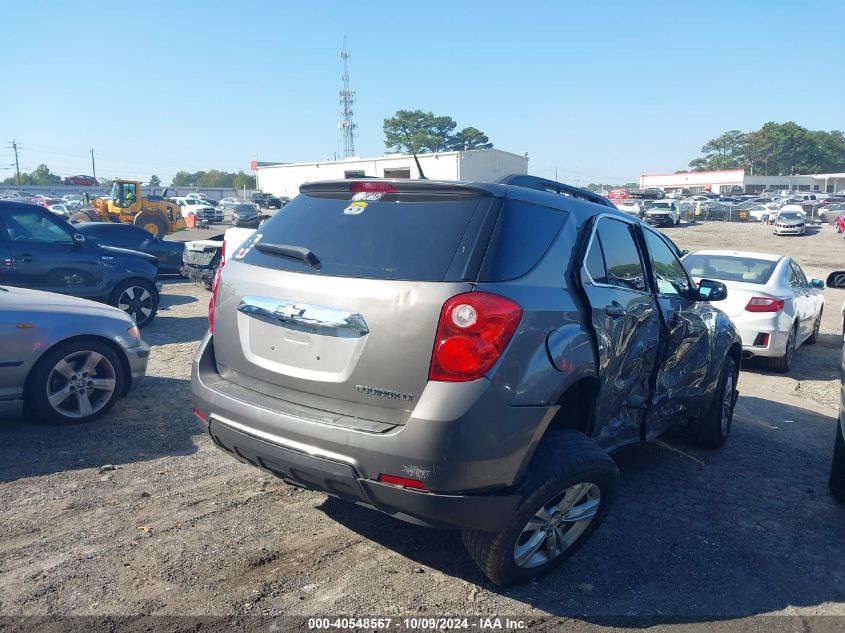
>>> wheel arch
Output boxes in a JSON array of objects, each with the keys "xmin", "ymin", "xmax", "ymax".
[{"xmin": 23, "ymin": 334, "xmax": 132, "ymax": 403}]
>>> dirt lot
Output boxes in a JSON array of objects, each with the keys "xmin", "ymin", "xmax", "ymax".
[{"xmin": 1, "ymin": 218, "xmax": 844, "ymax": 629}]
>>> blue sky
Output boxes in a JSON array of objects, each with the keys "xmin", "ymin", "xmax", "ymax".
[{"xmin": 2, "ymin": 0, "xmax": 843, "ymax": 185}]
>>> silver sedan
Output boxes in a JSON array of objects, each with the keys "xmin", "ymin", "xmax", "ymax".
[
  {"xmin": 0, "ymin": 286, "xmax": 149, "ymax": 423},
  {"xmin": 682, "ymin": 250, "xmax": 824, "ymax": 373}
]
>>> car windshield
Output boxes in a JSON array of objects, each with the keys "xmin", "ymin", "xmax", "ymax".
[
  {"xmin": 779, "ymin": 212, "xmax": 802, "ymax": 220},
  {"xmin": 234, "ymin": 204, "xmax": 256, "ymax": 213},
  {"xmin": 682, "ymin": 254, "xmax": 778, "ymax": 285}
]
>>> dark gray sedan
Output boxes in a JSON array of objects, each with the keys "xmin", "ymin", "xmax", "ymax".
[
  {"xmin": 0, "ymin": 285, "xmax": 149, "ymax": 423},
  {"xmin": 77, "ymin": 222, "xmax": 186, "ymax": 274},
  {"xmin": 232, "ymin": 203, "xmax": 261, "ymax": 228}
]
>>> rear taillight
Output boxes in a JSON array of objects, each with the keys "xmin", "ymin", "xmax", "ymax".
[
  {"xmin": 429, "ymin": 292, "xmax": 522, "ymax": 382},
  {"xmin": 745, "ymin": 297, "xmax": 785, "ymax": 313},
  {"xmin": 350, "ymin": 181, "xmax": 397, "ymax": 194},
  {"xmin": 219, "ymin": 239, "xmax": 227, "ymax": 268},
  {"xmin": 208, "ymin": 267, "xmax": 221, "ymax": 333}
]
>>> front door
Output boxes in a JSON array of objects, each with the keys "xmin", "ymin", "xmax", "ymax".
[
  {"xmin": 640, "ymin": 227, "xmax": 713, "ymax": 439},
  {"xmin": 1, "ymin": 206, "xmax": 103, "ymax": 298},
  {"xmin": 579, "ymin": 216, "xmax": 662, "ymax": 449}
]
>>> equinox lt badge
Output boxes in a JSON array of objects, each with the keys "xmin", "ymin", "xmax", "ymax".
[{"xmin": 356, "ymin": 385, "xmax": 415, "ymax": 402}]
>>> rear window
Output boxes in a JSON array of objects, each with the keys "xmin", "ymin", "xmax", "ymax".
[
  {"xmin": 682, "ymin": 253, "xmax": 778, "ymax": 285},
  {"xmin": 238, "ymin": 192, "xmax": 488, "ymax": 281}
]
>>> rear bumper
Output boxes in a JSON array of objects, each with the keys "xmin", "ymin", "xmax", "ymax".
[
  {"xmin": 191, "ymin": 334, "xmax": 550, "ymax": 531},
  {"xmin": 735, "ymin": 314, "xmax": 792, "ymax": 358},
  {"xmin": 205, "ymin": 416, "xmax": 519, "ymax": 530},
  {"xmin": 181, "ymin": 265, "xmax": 216, "ymax": 285}
]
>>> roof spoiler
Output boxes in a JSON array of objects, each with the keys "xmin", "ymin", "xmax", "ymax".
[
  {"xmin": 299, "ymin": 179, "xmax": 493, "ymax": 196},
  {"xmin": 498, "ymin": 175, "xmax": 615, "ymax": 208}
]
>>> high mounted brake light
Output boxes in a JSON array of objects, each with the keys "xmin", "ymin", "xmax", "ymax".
[
  {"xmin": 350, "ymin": 181, "xmax": 398, "ymax": 194},
  {"xmin": 429, "ymin": 292, "xmax": 522, "ymax": 382}
]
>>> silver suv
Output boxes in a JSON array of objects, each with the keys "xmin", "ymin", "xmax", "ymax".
[{"xmin": 191, "ymin": 175, "xmax": 742, "ymax": 585}]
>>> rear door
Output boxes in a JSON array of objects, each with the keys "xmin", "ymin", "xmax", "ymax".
[
  {"xmin": 579, "ymin": 216, "xmax": 662, "ymax": 449},
  {"xmin": 212, "ymin": 184, "xmax": 498, "ymax": 427},
  {"xmin": 639, "ymin": 227, "xmax": 713, "ymax": 439},
  {"xmin": 789, "ymin": 260, "xmax": 814, "ymax": 338}
]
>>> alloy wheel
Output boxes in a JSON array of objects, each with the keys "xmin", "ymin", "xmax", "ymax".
[
  {"xmin": 118, "ymin": 285, "xmax": 154, "ymax": 324},
  {"xmin": 513, "ymin": 483, "xmax": 600, "ymax": 569},
  {"xmin": 785, "ymin": 328, "xmax": 795, "ymax": 366},
  {"xmin": 46, "ymin": 351, "xmax": 117, "ymax": 419}
]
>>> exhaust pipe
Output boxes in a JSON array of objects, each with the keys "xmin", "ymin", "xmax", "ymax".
[{"xmin": 741, "ymin": 351, "xmax": 753, "ymax": 360}]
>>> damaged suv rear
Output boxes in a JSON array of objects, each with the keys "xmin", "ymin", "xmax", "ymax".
[{"xmin": 192, "ymin": 176, "xmax": 742, "ymax": 585}]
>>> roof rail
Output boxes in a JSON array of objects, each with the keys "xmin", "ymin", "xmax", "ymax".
[{"xmin": 498, "ymin": 175, "xmax": 615, "ymax": 208}]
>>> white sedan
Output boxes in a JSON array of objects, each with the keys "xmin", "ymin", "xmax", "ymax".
[{"xmin": 682, "ymin": 250, "xmax": 825, "ymax": 372}]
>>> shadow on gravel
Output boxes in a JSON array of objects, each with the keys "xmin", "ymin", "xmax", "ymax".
[
  {"xmin": 140, "ymin": 316, "xmax": 209, "ymax": 346},
  {"xmin": 319, "ymin": 395, "xmax": 845, "ymax": 623},
  {"xmin": 158, "ymin": 294, "xmax": 198, "ymax": 310},
  {"xmin": 0, "ymin": 376, "xmax": 199, "ymax": 482}
]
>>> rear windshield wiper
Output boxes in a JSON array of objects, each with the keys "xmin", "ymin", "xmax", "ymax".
[{"xmin": 255, "ymin": 242, "xmax": 321, "ymax": 270}]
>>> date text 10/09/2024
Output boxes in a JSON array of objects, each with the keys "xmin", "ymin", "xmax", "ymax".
[{"xmin": 307, "ymin": 617, "xmax": 529, "ymax": 630}]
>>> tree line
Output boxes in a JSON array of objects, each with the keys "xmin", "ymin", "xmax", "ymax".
[
  {"xmin": 2, "ymin": 166, "xmax": 256, "ymax": 189},
  {"xmin": 688, "ymin": 122, "xmax": 845, "ymax": 175},
  {"xmin": 383, "ymin": 110, "xmax": 493, "ymax": 154}
]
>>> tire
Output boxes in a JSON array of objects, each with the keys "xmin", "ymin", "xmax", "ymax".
[
  {"xmin": 133, "ymin": 211, "xmax": 168, "ymax": 238},
  {"xmin": 693, "ymin": 355, "xmax": 738, "ymax": 448},
  {"xmin": 461, "ymin": 430, "xmax": 618, "ymax": 586},
  {"xmin": 830, "ymin": 422, "xmax": 845, "ymax": 505},
  {"xmin": 807, "ymin": 309, "xmax": 822, "ymax": 345},
  {"xmin": 768, "ymin": 324, "xmax": 797, "ymax": 373},
  {"xmin": 110, "ymin": 279, "xmax": 159, "ymax": 328},
  {"xmin": 25, "ymin": 338, "xmax": 125, "ymax": 424}
]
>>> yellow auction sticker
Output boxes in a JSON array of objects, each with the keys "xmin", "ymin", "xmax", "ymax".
[{"xmin": 344, "ymin": 201, "xmax": 368, "ymax": 215}]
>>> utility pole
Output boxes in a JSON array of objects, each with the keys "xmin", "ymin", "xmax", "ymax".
[
  {"xmin": 90, "ymin": 149, "xmax": 97, "ymax": 182},
  {"xmin": 338, "ymin": 36, "xmax": 357, "ymax": 158},
  {"xmin": 11, "ymin": 140, "xmax": 20, "ymax": 185}
]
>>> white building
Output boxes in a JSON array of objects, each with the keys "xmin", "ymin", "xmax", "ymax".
[
  {"xmin": 640, "ymin": 169, "xmax": 845, "ymax": 195},
  {"xmin": 254, "ymin": 149, "xmax": 529, "ymax": 198}
]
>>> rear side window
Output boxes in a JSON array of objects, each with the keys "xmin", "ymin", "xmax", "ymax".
[
  {"xmin": 239, "ymin": 193, "xmax": 486, "ymax": 281},
  {"xmin": 593, "ymin": 218, "xmax": 647, "ymax": 292},
  {"xmin": 477, "ymin": 199, "xmax": 566, "ymax": 282}
]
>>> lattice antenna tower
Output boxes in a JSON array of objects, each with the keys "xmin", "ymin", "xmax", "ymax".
[{"xmin": 338, "ymin": 36, "xmax": 357, "ymax": 158}]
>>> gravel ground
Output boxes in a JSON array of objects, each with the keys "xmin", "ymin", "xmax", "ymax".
[{"xmin": 1, "ymin": 218, "xmax": 844, "ymax": 630}]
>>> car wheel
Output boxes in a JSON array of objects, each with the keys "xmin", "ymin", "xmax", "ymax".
[
  {"xmin": 807, "ymin": 309, "xmax": 822, "ymax": 345},
  {"xmin": 461, "ymin": 430, "xmax": 618, "ymax": 586},
  {"xmin": 769, "ymin": 324, "xmax": 796, "ymax": 373},
  {"xmin": 830, "ymin": 422, "xmax": 845, "ymax": 504},
  {"xmin": 693, "ymin": 355, "xmax": 738, "ymax": 448},
  {"xmin": 110, "ymin": 279, "xmax": 159, "ymax": 328},
  {"xmin": 26, "ymin": 339, "xmax": 124, "ymax": 424}
]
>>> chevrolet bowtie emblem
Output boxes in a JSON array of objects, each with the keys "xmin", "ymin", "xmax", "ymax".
[{"xmin": 276, "ymin": 304, "xmax": 306, "ymax": 319}]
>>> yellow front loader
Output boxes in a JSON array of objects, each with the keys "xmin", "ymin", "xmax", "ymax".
[{"xmin": 71, "ymin": 179, "xmax": 186, "ymax": 237}]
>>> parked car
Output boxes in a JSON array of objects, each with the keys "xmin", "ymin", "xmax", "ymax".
[
  {"xmin": 251, "ymin": 192, "xmax": 283, "ymax": 209},
  {"xmin": 180, "ymin": 234, "xmax": 225, "ymax": 290},
  {"xmin": 76, "ymin": 222, "xmax": 186, "ymax": 275},
  {"xmin": 0, "ymin": 286, "xmax": 149, "ymax": 423},
  {"xmin": 643, "ymin": 200, "xmax": 680, "ymax": 226},
  {"xmin": 218, "ymin": 197, "xmax": 242, "ymax": 211},
  {"xmin": 63, "ymin": 175, "xmax": 99, "ymax": 186},
  {"xmin": 773, "ymin": 210, "xmax": 806, "ymax": 235},
  {"xmin": 231, "ymin": 203, "xmax": 261, "ymax": 228},
  {"xmin": 0, "ymin": 201, "xmax": 161, "ymax": 327},
  {"xmin": 682, "ymin": 250, "xmax": 824, "ymax": 372},
  {"xmin": 172, "ymin": 197, "xmax": 223, "ymax": 223},
  {"xmin": 823, "ymin": 271, "xmax": 845, "ymax": 504},
  {"xmin": 613, "ymin": 199, "xmax": 643, "ymax": 216},
  {"xmin": 820, "ymin": 203, "xmax": 845, "ymax": 224},
  {"xmin": 192, "ymin": 175, "xmax": 742, "ymax": 586},
  {"xmin": 186, "ymin": 193, "xmax": 218, "ymax": 206}
]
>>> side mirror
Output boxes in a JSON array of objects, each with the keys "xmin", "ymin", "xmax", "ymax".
[
  {"xmin": 73, "ymin": 233, "xmax": 86, "ymax": 245},
  {"xmin": 811, "ymin": 278, "xmax": 825, "ymax": 289},
  {"xmin": 698, "ymin": 279, "xmax": 728, "ymax": 301},
  {"xmin": 826, "ymin": 271, "xmax": 845, "ymax": 289}
]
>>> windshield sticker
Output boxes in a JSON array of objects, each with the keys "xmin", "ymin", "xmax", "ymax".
[
  {"xmin": 352, "ymin": 192, "xmax": 383, "ymax": 202},
  {"xmin": 344, "ymin": 201, "xmax": 368, "ymax": 215},
  {"xmin": 233, "ymin": 233, "xmax": 262, "ymax": 259}
]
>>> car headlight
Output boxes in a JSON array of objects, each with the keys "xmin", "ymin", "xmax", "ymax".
[{"xmin": 127, "ymin": 325, "xmax": 141, "ymax": 340}]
